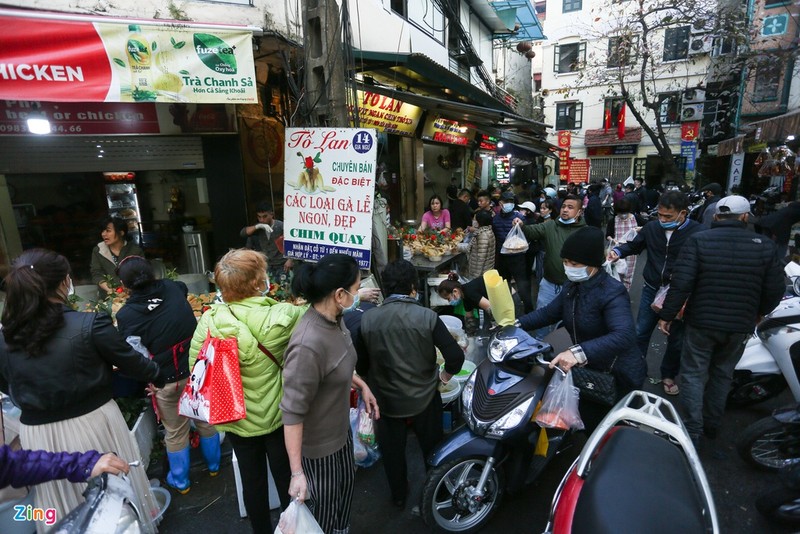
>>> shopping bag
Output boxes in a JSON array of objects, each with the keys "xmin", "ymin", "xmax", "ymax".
[
  {"xmin": 535, "ymin": 370, "xmax": 584, "ymax": 431},
  {"xmin": 603, "ymin": 261, "xmax": 621, "ymax": 282},
  {"xmin": 350, "ymin": 403, "xmax": 380, "ymax": 468},
  {"xmin": 651, "ymin": 285, "xmax": 686, "ymax": 320},
  {"xmin": 500, "ymin": 224, "xmax": 529, "ymax": 254},
  {"xmin": 275, "ymin": 499, "xmax": 324, "ymax": 534},
  {"xmin": 178, "ymin": 330, "xmax": 246, "ymax": 425}
]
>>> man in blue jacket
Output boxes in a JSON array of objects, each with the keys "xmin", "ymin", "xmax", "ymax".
[
  {"xmin": 493, "ymin": 191, "xmax": 534, "ymax": 312},
  {"xmin": 608, "ymin": 191, "xmax": 705, "ymax": 395},
  {"xmin": 658, "ymin": 196, "xmax": 784, "ymax": 447}
]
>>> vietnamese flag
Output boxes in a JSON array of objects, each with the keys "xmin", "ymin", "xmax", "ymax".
[
  {"xmin": 603, "ymin": 109, "xmax": 611, "ymax": 133},
  {"xmin": 617, "ymin": 103, "xmax": 626, "ymax": 140}
]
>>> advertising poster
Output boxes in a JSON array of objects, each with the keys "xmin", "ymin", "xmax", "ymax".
[
  {"xmin": 283, "ymin": 128, "xmax": 377, "ymax": 269},
  {"xmin": 568, "ymin": 159, "xmax": 590, "ymax": 184},
  {"xmin": 0, "ymin": 9, "xmax": 257, "ymax": 103},
  {"xmin": 350, "ymin": 90, "xmax": 422, "ymax": 137}
]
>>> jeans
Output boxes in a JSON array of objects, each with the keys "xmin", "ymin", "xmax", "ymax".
[
  {"xmin": 534, "ymin": 278, "xmax": 564, "ymax": 338},
  {"xmin": 497, "ymin": 253, "xmax": 534, "ymax": 313},
  {"xmin": 636, "ymin": 283, "xmax": 685, "ymax": 379},
  {"xmin": 680, "ymin": 324, "xmax": 748, "ymax": 437}
]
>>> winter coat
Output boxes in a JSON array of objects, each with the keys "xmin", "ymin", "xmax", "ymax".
[
  {"xmin": 466, "ymin": 226, "xmax": 496, "ymax": 279},
  {"xmin": 0, "ymin": 446, "xmax": 101, "ymax": 489},
  {"xmin": 614, "ymin": 218, "xmax": 705, "ymax": 289},
  {"xmin": 449, "ymin": 198, "xmax": 474, "ymax": 230},
  {"xmin": 90, "ymin": 241, "xmax": 144, "ymax": 287},
  {"xmin": 584, "ymin": 194, "xmax": 603, "ymax": 228},
  {"xmin": 660, "ymin": 220, "xmax": 785, "ymax": 333},
  {"xmin": 492, "ymin": 210, "xmax": 525, "ymax": 253},
  {"xmin": 116, "ymin": 280, "xmax": 198, "ymax": 383},
  {"xmin": 520, "ymin": 217, "xmax": 588, "ymax": 285},
  {"xmin": 518, "ymin": 270, "xmax": 645, "ymax": 391},
  {"xmin": 0, "ymin": 307, "xmax": 160, "ymax": 425},
  {"xmin": 189, "ymin": 297, "xmax": 307, "ymax": 437}
]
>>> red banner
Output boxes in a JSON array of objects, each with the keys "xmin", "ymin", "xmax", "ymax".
[
  {"xmin": 557, "ymin": 130, "xmax": 572, "ymax": 148},
  {"xmin": 681, "ymin": 121, "xmax": 700, "ymax": 141},
  {"xmin": 569, "ymin": 159, "xmax": 591, "ymax": 184}
]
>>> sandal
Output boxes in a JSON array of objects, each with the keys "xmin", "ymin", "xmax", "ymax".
[{"xmin": 662, "ymin": 379, "xmax": 680, "ymax": 396}]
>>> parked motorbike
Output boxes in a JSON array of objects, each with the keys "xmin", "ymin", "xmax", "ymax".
[
  {"xmin": 543, "ymin": 390, "xmax": 718, "ymax": 534},
  {"xmin": 737, "ymin": 403, "xmax": 800, "ymax": 471},
  {"xmin": 727, "ymin": 269, "xmax": 800, "ymax": 408},
  {"xmin": 51, "ymin": 473, "xmax": 149, "ymax": 533},
  {"xmin": 421, "ymin": 325, "xmax": 567, "ymax": 533},
  {"xmin": 755, "ymin": 463, "xmax": 800, "ymax": 525}
]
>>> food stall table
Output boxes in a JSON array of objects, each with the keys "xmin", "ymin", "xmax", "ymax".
[{"xmin": 409, "ymin": 253, "xmax": 465, "ymax": 307}]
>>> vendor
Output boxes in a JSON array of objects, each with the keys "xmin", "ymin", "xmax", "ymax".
[
  {"xmin": 90, "ymin": 217, "xmax": 144, "ymax": 295},
  {"xmin": 418, "ymin": 195, "xmax": 451, "ymax": 232},
  {"xmin": 436, "ymin": 273, "xmax": 492, "ymax": 313},
  {"xmin": 240, "ymin": 202, "xmax": 293, "ymax": 282}
]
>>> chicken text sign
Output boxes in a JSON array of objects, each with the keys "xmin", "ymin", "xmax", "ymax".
[{"xmin": 283, "ymin": 128, "xmax": 377, "ymax": 269}]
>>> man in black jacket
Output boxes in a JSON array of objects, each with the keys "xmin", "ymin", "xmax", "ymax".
[
  {"xmin": 657, "ymin": 195, "xmax": 784, "ymax": 446},
  {"xmin": 449, "ymin": 189, "xmax": 475, "ymax": 230},
  {"xmin": 609, "ymin": 191, "xmax": 705, "ymax": 395}
]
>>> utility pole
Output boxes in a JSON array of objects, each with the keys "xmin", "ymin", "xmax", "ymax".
[{"xmin": 301, "ymin": 0, "xmax": 348, "ymax": 127}]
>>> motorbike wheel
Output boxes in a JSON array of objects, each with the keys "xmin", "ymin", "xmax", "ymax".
[
  {"xmin": 738, "ymin": 416, "xmax": 800, "ymax": 471},
  {"xmin": 756, "ymin": 489, "xmax": 800, "ymax": 525},
  {"xmin": 727, "ymin": 373, "xmax": 787, "ymax": 408},
  {"xmin": 421, "ymin": 456, "xmax": 504, "ymax": 533}
]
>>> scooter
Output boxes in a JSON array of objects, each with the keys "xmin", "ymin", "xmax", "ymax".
[
  {"xmin": 421, "ymin": 325, "xmax": 566, "ymax": 534},
  {"xmin": 727, "ymin": 270, "xmax": 800, "ymax": 408},
  {"xmin": 543, "ymin": 391, "xmax": 719, "ymax": 534},
  {"xmin": 755, "ymin": 463, "xmax": 800, "ymax": 525},
  {"xmin": 737, "ymin": 403, "xmax": 800, "ymax": 471}
]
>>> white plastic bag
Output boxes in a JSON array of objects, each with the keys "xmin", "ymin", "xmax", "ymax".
[
  {"xmin": 350, "ymin": 405, "xmax": 380, "ymax": 468},
  {"xmin": 274, "ymin": 499, "xmax": 324, "ymax": 534},
  {"xmin": 603, "ymin": 260, "xmax": 621, "ymax": 282},
  {"xmin": 125, "ymin": 336, "xmax": 151, "ymax": 359},
  {"xmin": 500, "ymin": 224, "xmax": 529, "ymax": 254},
  {"xmin": 535, "ymin": 370, "xmax": 584, "ymax": 431},
  {"xmin": 622, "ymin": 227, "xmax": 640, "ymax": 243}
]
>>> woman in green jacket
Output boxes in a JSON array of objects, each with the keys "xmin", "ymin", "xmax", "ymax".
[{"xmin": 190, "ymin": 249, "xmax": 306, "ymax": 534}]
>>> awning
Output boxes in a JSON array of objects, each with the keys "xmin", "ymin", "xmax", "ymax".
[
  {"xmin": 584, "ymin": 127, "xmax": 643, "ymax": 147},
  {"xmin": 745, "ymin": 108, "xmax": 800, "ymax": 142},
  {"xmin": 488, "ymin": 0, "xmax": 547, "ymax": 41},
  {"xmin": 0, "ymin": 8, "xmax": 260, "ymax": 104},
  {"xmin": 717, "ymin": 134, "xmax": 746, "ymax": 156},
  {"xmin": 354, "ymin": 51, "xmax": 517, "ymax": 113}
]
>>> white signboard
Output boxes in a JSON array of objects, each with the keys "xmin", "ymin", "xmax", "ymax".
[
  {"xmin": 728, "ymin": 152, "xmax": 744, "ymax": 191},
  {"xmin": 283, "ymin": 128, "xmax": 377, "ymax": 269}
]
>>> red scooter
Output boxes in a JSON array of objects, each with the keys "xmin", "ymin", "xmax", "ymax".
[{"xmin": 543, "ymin": 391, "xmax": 718, "ymax": 534}]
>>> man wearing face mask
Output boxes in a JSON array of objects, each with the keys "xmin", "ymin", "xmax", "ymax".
[
  {"xmin": 493, "ymin": 191, "xmax": 535, "ymax": 313},
  {"xmin": 608, "ymin": 191, "xmax": 704, "ymax": 395},
  {"xmin": 517, "ymin": 227, "xmax": 645, "ymax": 432},
  {"xmin": 358, "ymin": 260, "xmax": 463, "ymax": 508},
  {"xmin": 516, "ymin": 195, "xmax": 587, "ymax": 335}
]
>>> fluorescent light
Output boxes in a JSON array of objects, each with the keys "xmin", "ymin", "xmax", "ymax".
[{"xmin": 27, "ymin": 118, "xmax": 51, "ymax": 135}]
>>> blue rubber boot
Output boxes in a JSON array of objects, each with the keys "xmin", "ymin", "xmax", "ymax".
[
  {"xmin": 165, "ymin": 447, "xmax": 191, "ymax": 494},
  {"xmin": 199, "ymin": 435, "xmax": 221, "ymax": 476}
]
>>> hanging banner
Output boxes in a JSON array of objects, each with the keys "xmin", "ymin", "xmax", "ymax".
[
  {"xmin": 557, "ymin": 131, "xmax": 571, "ymax": 179},
  {"xmin": 728, "ymin": 152, "xmax": 744, "ymax": 191},
  {"xmin": 0, "ymin": 9, "xmax": 257, "ymax": 103},
  {"xmin": 350, "ymin": 91, "xmax": 422, "ymax": 137},
  {"xmin": 283, "ymin": 128, "xmax": 377, "ymax": 269},
  {"xmin": 681, "ymin": 140, "xmax": 697, "ymax": 171},
  {"xmin": 568, "ymin": 159, "xmax": 590, "ymax": 184}
]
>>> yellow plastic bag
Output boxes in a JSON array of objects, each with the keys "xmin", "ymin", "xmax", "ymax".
[{"xmin": 483, "ymin": 270, "xmax": 515, "ymax": 326}]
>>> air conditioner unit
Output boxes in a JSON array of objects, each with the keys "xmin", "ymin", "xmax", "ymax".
[
  {"xmin": 683, "ymin": 88, "xmax": 706, "ymax": 104},
  {"xmin": 681, "ymin": 103, "xmax": 705, "ymax": 121},
  {"xmin": 688, "ymin": 35, "xmax": 712, "ymax": 55},
  {"xmin": 691, "ymin": 19, "xmax": 710, "ymax": 34}
]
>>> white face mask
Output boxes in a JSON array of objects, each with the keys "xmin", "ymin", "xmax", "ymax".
[
  {"xmin": 565, "ymin": 265, "xmax": 592, "ymax": 282},
  {"xmin": 67, "ymin": 276, "xmax": 75, "ymax": 297}
]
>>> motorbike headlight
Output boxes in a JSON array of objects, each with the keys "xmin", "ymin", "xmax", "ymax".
[
  {"xmin": 489, "ymin": 337, "xmax": 518, "ymax": 362},
  {"xmin": 461, "ymin": 372, "xmax": 476, "ymax": 415},
  {"xmin": 486, "ymin": 397, "xmax": 535, "ymax": 438}
]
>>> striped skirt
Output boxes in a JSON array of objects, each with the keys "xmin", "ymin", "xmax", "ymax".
[
  {"xmin": 20, "ymin": 399, "xmax": 159, "ymax": 534},
  {"xmin": 301, "ymin": 433, "xmax": 356, "ymax": 534}
]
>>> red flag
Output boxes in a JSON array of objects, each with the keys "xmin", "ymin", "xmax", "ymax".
[
  {"xmin": 603, "ymin": 109, "xmax": 611, "ymax": 133},
  {"xmin": 617, "ymin": 103, "xmax": 626, "ymax": 140}
]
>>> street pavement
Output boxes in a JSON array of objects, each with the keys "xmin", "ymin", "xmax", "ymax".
[{"xmin": 156, "ymin": 254, "xmax": 794, "ymax": 533}]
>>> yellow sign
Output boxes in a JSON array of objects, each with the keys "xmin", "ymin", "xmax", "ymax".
[{"xmin": 350, "ymin": 91, "xmax": 422, "ymax": 137}]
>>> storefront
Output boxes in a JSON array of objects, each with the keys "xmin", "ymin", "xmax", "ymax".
[{"xmin": 583, "ymin": 128, "xmax": 643, "ymax": 183}]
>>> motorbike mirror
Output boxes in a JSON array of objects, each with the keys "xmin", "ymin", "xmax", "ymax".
[{"xmin": 793, "ymin": 276, "xmax": 800, "ymax": 297}]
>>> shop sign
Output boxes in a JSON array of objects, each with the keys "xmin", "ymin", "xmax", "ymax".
[
  {"xmin": 569, "ymin": 159, "xmax": 590, "ymax": 184},
  {"xmin": 0, "ymin": 9, "xmax": 257, "ymax": 103},
  {"xmin": 0, "ymin": 100, "xmax": 236, "ymax": 135},
  {"xmin": 728, "ymin": 152, "xmax": 744, "ymax": 190},
  {"xmin": 586, "ymin": 145, "xmax": 638, "ymax": 156},
  {"xmin": 421, "ymin": 115, "xmax": 476, "ymax": 146},
  {"xmin": 283, "ymin": 128, "xmax": 377, "ymax": 269},
  {"xmin": 747, "ymin": 141, "xmax": 768, "ymax": 153},
  {"xmin": 350, "ymin": 91, "xmax": 422, "ymax": 137},
  {"xmin": 681, "ymin": 122, "xmax": 700, "ymax": 141},
  {"xmin": 681, "ymin": 140, "xmax": 697, "ymax": 171},
  {"xmin": 478, "ymin": 134, "xmax": 498, "ymax": 151}
]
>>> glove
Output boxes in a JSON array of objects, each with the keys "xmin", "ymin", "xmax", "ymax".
[{"xmin": 256, "ymin": 223, "xmax": 273, "ymax": 234}]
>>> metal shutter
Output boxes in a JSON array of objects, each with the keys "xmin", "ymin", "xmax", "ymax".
[{"xmin": 589, "ymin": 157, "xmax": 633, "ymax": 182}]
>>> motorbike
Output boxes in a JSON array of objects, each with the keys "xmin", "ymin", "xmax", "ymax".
[
  {"xmin": 543, "ymin": 390, "xmax": 718, "ymax": 534},
  {"xmin": 727, "ymin": 268, "xmax": 800, "ymax": 408},
  {"xmin": 737, "ymin": 403, "xmax": 800, "ymax": 471},
  {"xmin": 421, "ymin": 325, "xmax": 568, "ymax": 533},
  {"xmin": 755, "ymin": 463, "xmax": 800, "ymax": 525}
]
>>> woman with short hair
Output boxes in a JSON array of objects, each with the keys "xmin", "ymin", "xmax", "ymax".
[{"xmin": 90, "ymin": 217, "xmax": 143, "ymax": 295}]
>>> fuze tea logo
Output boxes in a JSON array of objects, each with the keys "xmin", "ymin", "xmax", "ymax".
[{"xmin": 193, "ymin": 34, "xmax": 237, "ymax": 75}]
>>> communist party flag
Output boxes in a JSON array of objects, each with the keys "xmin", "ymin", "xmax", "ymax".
[{"xmin": 617, "ymin": 103, "xmax": 626, "ymax": 140}]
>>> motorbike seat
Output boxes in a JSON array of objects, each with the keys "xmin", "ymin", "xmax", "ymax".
[{"xmin": 572, "ymin": 426, "xmax": 708, "ymax": 534}]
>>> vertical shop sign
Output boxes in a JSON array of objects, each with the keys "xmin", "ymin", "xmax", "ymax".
[
  {"xmin": 557, "ymin": 131, "xmax": 571, "ymax": 180},
  {"xmin": 728, "ymin": 152, "xmax": 744, "ymax": 191},
  {"xmin": 681, "ymin": 141, "xmax": 696, "ymax": 171},
  {"xmin": 283, "ymin": 128, "xmax": 377, "ymax": 269}
]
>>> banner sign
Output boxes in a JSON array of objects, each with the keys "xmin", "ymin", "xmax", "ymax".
[
  {"xmin": 0, "ymin": 10, "xmax": 257, "ymax": 103},
  {"xmin": 283, "ymin": 128, "xmax": 377, "ymax": 269},
  {"xmin": 0, "ymin": 100, "xmax": 236, "ymax": 135},
  {"xmin": 421, "ymin": 115, "xmax": 476, "ymax": 146},
  {"xmin": 728, "ymin": 152, "xmax": 744, "ymax": 191},
  {"xmin": 350, "ymin": 91, "xmax": 422, "ymax": 137},
  {"xmin": 557, "ymin": 130, "xmax": 571, "ymax": 179},
  {"xmin": 568, "ymin": 159, "xmax": 590, "ymax": 183},
  {"xmin": 681, "ymin": 140, "xmax": 697, "ymax": 171},
  {"xmin": 681, "ymin": 121, "xmax": 700, "ymax": 141},
  {"xmin": 587, "ymin": 144, "xmax": 638, "ymax": 156}
]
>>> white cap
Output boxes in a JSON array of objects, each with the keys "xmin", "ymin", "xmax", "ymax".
[
  {"xmin": 716, "ymin": 195, "xmax": 751, "ymax": 215},
  {"xmin": 544, "ymin": 187, "xmax": 557, "ymax": 198},
  {"xmin": 518, "ymin": 201, "xmax": 537, "ymax": 212}
]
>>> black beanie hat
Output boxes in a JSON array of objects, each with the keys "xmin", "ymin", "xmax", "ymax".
[{"xmin": 560, "ymin": 226, "xmax": 606, "ymax": 268}]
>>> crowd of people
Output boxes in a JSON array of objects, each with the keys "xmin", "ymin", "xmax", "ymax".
[{"xmin": 0, "ymin": 176, "xmax": 795, "ymax": 533}]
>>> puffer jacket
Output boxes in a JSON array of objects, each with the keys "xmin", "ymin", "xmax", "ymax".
[
  {"xmin": 660, "ymin": 220, "xmax": 785, "ymax": 333},
  {"xmin": 518, "ymin": 270, "xmax": 645, "ymax": 392},
  {"xmin": 492, "ymin": 210, "xmax": 524, "ymax": 253},
  {"xmin": 90, "ymin": 241, "xmax": 144, "ymax": 286},
  {"xmin": 520, "ymin": 217, "xmax": 588, "ymax": 285},
  {"xmin": 0, "ymin": 446, "xmax": 101, "ymax": 489},
  {"xmin": 466, "ymin": 226, "xmax": 496, "ymax": 279},
  {"xmin": 0, "ymin": 307, "xmax": 161, "ymax": 425},
  {"xmin": 189, "ymin": 297, "xmax": 307, "ymax": 437}
]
